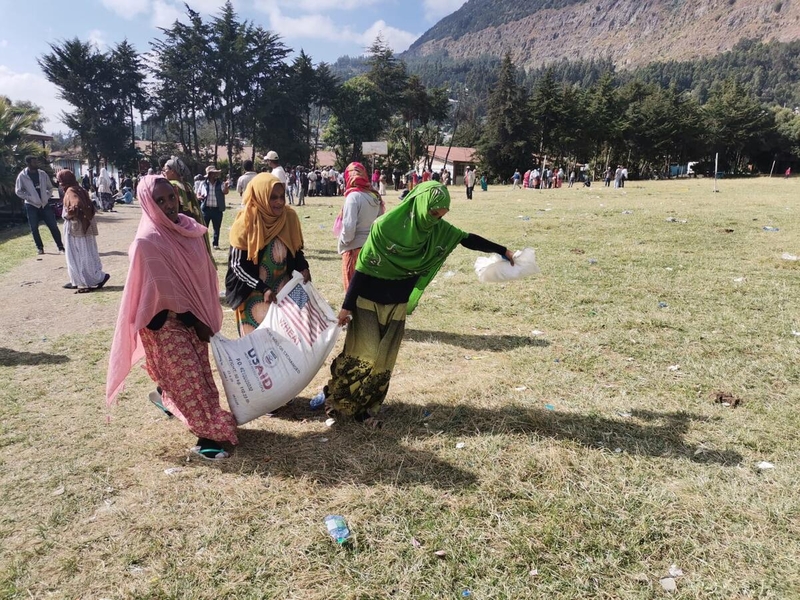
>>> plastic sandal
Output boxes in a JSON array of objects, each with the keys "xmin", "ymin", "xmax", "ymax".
[{"xmin": 190, "ymin": 446, "xmax": 230, "ymax": 461}]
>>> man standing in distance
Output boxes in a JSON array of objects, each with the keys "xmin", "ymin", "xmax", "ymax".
[
  {"xmin": 264, "ymin": 151, "xmax": 287, "ymax": 186},
  {"xmin": 464, "ymin": 166, "xmax": 476, "ymax": 200},
  {"xmin": 237, "ymin": 159, "xmax": 258, "ymax": 199},
  {"xmin": 15, "ymin": 156, "xmax": 64, "ymax": 255},
  {"xmin": 197, "ymin": 165, "xmax": 228, "ymax": 250}
]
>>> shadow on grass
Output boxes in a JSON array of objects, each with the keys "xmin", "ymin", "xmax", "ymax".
[
  {"xmin": 94, "ymin": 285, "xmax": 125, "ymax": 293},
  {"xmin": 0, "ymin": 347, "xmax": 70, "ymax": 366},
  {"xmin": 405, "ymin": 329, "xmax": 550, "ymax": 350},
  {"xmin": 218, "ymin": 400, "xmax": 742, "ymax": 488},
  {"xmin": 304, "ymin": 252, "xmax": 340, "ymax": 262},
  {"xmin": 98, "ymin": 250, "xmax": 128, "ymax": 257}
]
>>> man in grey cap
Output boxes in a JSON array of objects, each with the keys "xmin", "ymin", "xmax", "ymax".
[{"xmin": 264, "ymin": 150, "xmax": 287, "ymax": 186}]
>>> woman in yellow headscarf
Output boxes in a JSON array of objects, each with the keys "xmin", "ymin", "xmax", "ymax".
[{"xmin": 225, "ymin": 173, "xmax": 310, "ymax": 336}]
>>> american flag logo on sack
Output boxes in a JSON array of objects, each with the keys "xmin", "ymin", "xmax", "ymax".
[{"xmin": 278, "ymin": 283, "xmax": 329, "ymax": 346}]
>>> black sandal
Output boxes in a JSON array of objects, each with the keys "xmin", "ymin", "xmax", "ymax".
[
  {"xmin": 75, "ymin": 287, "xmax": 92, "ymax": 294},
  {"xmin": 95, "ymin": 273, "xmax": 111, "ymax": 289},
  {"xmin": 63, "ymin": 282, "xmax": 76, "ymax": 289}
]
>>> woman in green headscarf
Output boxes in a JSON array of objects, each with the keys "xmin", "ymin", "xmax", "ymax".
[
  {"xmin": 162, "ymin": 156, "xmax": 213, "ymax": 260},
  {"xmin": 319, "ymin": 181, "xmax": 515, "ymax": 428}
]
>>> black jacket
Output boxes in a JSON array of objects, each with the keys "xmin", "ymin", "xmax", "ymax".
[{"xmin": 225, "ymin": 245, "xmax": 309, "ymax": 309}]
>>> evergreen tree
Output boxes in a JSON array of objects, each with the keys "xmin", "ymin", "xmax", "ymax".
[{"xmin": 476, "ymin": 54, "xmax": 534, "ymax": 179}]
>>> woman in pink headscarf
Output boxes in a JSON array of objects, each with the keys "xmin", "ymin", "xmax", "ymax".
[
  {"xmin": 338, "ymin": 162, "xmax": 384, "ymax": 291},
  {"xmin": 106, "ymin": 175, "xmax": 238, "ymax": 460}
]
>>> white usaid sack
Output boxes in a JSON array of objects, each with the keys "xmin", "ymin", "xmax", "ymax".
[
  {"xmin": 210, "ymin": 271, "xmax": 340, "ymax": 424},
  {"xmin": 474, "ymin": 247, "xmax": 541, "ymax": 283}
]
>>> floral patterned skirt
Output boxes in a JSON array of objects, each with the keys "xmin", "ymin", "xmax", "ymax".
[{"xmin": 139, "ymin": 317, "xmax": 238, "ymax": 444}]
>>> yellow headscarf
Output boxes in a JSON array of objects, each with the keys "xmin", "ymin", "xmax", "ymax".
[{"xmin": 229, "ymin": 173, "xmax": 304, "ymax": 259}]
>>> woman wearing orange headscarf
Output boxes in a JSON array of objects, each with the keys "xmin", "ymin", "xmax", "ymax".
[{"xmin": 225, "ymin": 173, "xmax": 310, "ymax": 336}]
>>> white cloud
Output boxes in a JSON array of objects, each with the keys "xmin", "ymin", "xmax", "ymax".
[
  {"xmin": 422, "ymin": 0, "xmax": 466, "ymax": 21},
  {"xmin": 99, "ymin": 0, "xmax": 149, "ymax": 19},
  {"xmin": 87, "ymin": 29, "xmax": 108, "ymax": 51},
  {"xmin": 0, "ymin": 40, "xmax": 8, "ymax": 48},
  {"xmin": 254, "ymin": 3, "xmax": 419, "ymax": 51},
  {"xmin": 151, "ymin": 0, "xmax": 184, "ymax": 29},
  {"xmin": 0, "ymin": 65, "xmax": 70, "ymax": 131},
  {"xmin": 275, "ymin": 0, "xmax": 378, "ymax": 10},
  {"xmin": 359, "ymin": 20, "xmax": 419, "ymax": 53},
  {"xmin": 255, "ymin": 2, "xmax": 345, "ymax": 41}
]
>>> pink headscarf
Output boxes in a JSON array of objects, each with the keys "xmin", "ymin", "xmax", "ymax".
[{"xmin": 106, "ymin": 175, "xmax": 223, "ymax": 406}]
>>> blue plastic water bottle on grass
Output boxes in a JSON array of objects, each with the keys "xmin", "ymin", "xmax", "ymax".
[{"xmin": 324, "ymin": 515, "xmax": 351, "ymax": 545}]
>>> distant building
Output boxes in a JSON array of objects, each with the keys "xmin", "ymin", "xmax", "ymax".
[{"xmin": 418, "ymin": 146, "xmax": 476, "ymax": 185}]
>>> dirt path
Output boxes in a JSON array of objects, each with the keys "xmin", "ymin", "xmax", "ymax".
[{"xmin": 0, "ymin": 205, "xmax": 143, "ymax": 349}]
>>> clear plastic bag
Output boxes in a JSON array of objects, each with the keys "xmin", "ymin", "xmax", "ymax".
[{"xmin": 474, "ymin": 247, "xmax": 540, "ymax": 283}]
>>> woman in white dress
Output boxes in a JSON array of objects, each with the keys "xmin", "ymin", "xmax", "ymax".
[{"xmin": 57, "ymin": 169, "xmax": 110, "ymax": 293}]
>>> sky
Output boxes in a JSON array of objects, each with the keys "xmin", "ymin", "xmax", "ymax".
[{"xmin": 0, "ymin": 0, "xmax": 467, "ymax": 133}]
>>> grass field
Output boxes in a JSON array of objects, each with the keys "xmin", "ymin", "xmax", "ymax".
[{"xmin": 1, "ymin": 178, "xmax": 799, "ymax": 599}]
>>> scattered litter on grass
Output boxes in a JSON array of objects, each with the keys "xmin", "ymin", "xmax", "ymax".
[
  {"xmin": 456, "ymin": 442, "xmax": 466, "ymax": 449},
  {"xmin": 516, "ymin": 216, "xmax": 531, "ymax": 221},
  {"xmin": 792, "ymin": 330, "xmax": 800, "ymax": 337},
  {"xmin": 763, "ymin": 226, "xmax": 779, "ymax": 232},
  {"xmin": 588, "ymin": 258, "xmax": 598, "ymax": 265},
  {"xmin": 666, "ymin": 217, "xmax": 687, "ymax": 223},
  {"xmin": 324, "ymin": 515, "xmax": 351, "ymax": 545},
  {"xmin": 531, "ymin": 329, "xmax": 545, "ymax": 336},
  {"xmin": 529, "ymin": 568, "xmax": 539, "ymax": 577},
  {"xmin": 781, "ymin": 253, "xmax": 798, "ymax": 261},
  {"xmin": 319, "ymin": 437, "xmax": 329, "ymax": 443},
  {"xmin": 325, "ymin": 418, "xmax": 336, "ymax": 427},
  {"xmin": 464, "ymin": 355, "xmax": 485, "ymax": 361},
  {"xmin": 554, "ymin": 359, "xmax": 561, "ymax": 363},
  {"xmin": 621, "ymin": 210, "xmax": 633, "ymax": 214},
  {"xmin": 665, "ymin": 267, "xmax": 673, "ymax": 271},
  {"xmin": 614, "ymin": 447, "xmax": 623, "ymax": 453},
  {"xmin": 757, "ymin": 461, "xmax": 775, "ymax": 470},
  {"xmin": 443, "ymin": 270, "xmax": 456, "ymax": 278},
  {"xmin": 20, "ymin": 280, "xmax": 42, "ymax": 287},
  {"xmin": 52, "ymin": 486, "xmax": 65, "ymax": 496},
  {"xmin": 514, "ymin": 386, "xmax": 528, "ymax": 391},
  {"xmin": 570, "ymin": 248, "xmax": 585, "ymax": 254},
  {"xmin": 411, "ymin": 537, "xmax": 422, "ymax": 548},
  {"xmin": 660, "ymin": 577, "xmax": 677, "ymax": 593},
  {"xmin": 164, "ymin": 468, "xmax": 183, "ymax": 475},
  {"xmin": 544, "ymin": 404, "xmax": 555, "ymax": 411},
  {"xmin": 658, "ymin": 301, "xmax": 669, "ymax": 308},
  {"xmin": 721, "ymin": 228, "xmax": 735, "ymax": 233},
  {"xmin": 617, "ymin": 412, "xmax": 632, "ymax": 418},
  {"xmin": 710, "ymin": 391, "xmax": 742, "ymax": 408},
  {"xmin": 434, "ymin": 550, "xmax": 447, "ymax": 559},
  {"xmin": 667, "ymin": 365, "xmax": 680, "ymax": 372},
  {"xmin": 462, "ymin": 591, "xmax": 472, "ymax": 597},
  {"xmin": 668, "ymin": 565, "xmax": 684, "ymax": 578},
  {"xmin": 128, "ymin": 565, "xmax": 145, "ymax": 574},
  {"xmin": 318, "ymin": 224, "xmax": 325, "ymax": 230},
  {"xmin": 626, "ymin": 357, "xmax": 635, "ymax": 362},
  {"xmin": 733, "ymin": 277, "xmax": 745, "ymax": 282},
  {"xmin": 632, "ymin": 573, "xmax": 649, "ymax": 584},
  {"xmin": 423, "ymin": 410, "xmax": 432, "ymax": 419}
]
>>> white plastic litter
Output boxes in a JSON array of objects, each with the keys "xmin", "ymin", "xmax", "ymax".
[
  {"xmin": 474, "ymin": 248, "xmax": 540, "ymax": 283},
  {"xmin": 211, "ymin": 272, "xmax": 340, "ymax": 425},
  {"xmin": 757, "ymin": 461, "xmax": 775, "ymax": 470}
]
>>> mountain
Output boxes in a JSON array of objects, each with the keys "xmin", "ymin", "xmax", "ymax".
[{"xmin": 405, "ymin": 0, "xmax": 800, "ymax": 71}]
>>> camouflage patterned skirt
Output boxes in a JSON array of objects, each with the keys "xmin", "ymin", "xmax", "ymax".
[{"xmin": 324, "ymin": 297, "xmax": 406, "ymax": 419}]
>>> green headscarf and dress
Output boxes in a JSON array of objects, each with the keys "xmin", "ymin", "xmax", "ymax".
[
  {"xmin": 164, "ymin": 156, "xmax": 213, "ymax": 262},
  {"xmin": 324, "ymin": 181, "xmax": 507, "ymax": 425}
]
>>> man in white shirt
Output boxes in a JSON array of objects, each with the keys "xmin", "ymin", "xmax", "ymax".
[
  {"xmin": 264, "ymin": 150, "xmax": 287, "ymax": 186},
  {"xmin": 15, "ymin": 156, "xmax": 63, "ymax": 255}
]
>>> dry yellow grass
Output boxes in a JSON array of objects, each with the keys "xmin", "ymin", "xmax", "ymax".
[{"xmin": 1, "ymin": 178, "xmax": 799, "ymax": 598}]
